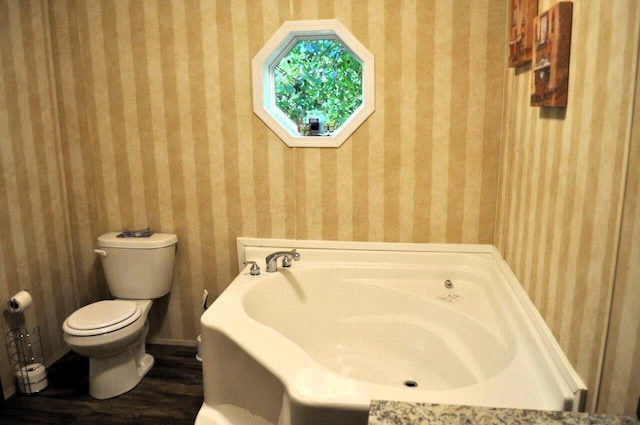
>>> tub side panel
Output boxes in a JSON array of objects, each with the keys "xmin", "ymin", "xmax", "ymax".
[{"xmin": 200, "ymin": 327, "xmax": 286, "ymax": 424}]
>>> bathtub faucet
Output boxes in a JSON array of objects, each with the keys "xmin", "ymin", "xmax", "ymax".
[{"xmin": 265, "ymin": 249, "xmax": 300, "ymax": 273}]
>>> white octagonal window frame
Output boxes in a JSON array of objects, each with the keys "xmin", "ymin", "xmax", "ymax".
[{"xmin": 252, "ymin": 19, "xmax": 375, "ymax": 148}]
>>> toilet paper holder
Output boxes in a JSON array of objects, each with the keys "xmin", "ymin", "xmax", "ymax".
[
  {"xmin": 5, "ymin": 294, "xmax": 48, "ymax": 394},
  {"xmin": 5, "ymin": 325, "xmax": 48, "ymax": 394}
]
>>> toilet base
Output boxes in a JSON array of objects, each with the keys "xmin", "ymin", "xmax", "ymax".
[{"xmin": 89, "ymin": 321, "xmax": 153, "ymax": 399}]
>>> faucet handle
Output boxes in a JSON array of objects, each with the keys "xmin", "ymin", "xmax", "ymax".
[
  {"xmin": 281, "ymin": 249, "xmax": 300, "ymax": 268},
  {"xmin": 243, "ymin": 260, "xmax": 261, "ymax": 276}
]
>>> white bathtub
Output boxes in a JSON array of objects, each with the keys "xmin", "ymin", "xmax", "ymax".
[{"xmin": 195, "ymin": 239, "xmax": 586, "ymax": 425}]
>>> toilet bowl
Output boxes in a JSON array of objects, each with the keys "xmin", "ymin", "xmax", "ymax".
[
  {"xmin": 63, "ymin": 300, "xmax": 154, "ymax": 399},
  {"xmin": 62, "ymin": 232, "xmax": 177, "ymax": 399}
]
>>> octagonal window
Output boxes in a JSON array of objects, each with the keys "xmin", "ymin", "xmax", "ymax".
[{"xmin": 252, "ymin": 20, "xmax": 375, "ymax": 148}]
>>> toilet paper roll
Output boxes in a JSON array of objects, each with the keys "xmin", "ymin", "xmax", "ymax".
[{"xmin": 7, "ymin": 290, "xmax": 33, "ymax": 313}]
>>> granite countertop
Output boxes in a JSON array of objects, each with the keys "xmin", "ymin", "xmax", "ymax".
[{"xmin": 369, "ymin": 400, "xmax": 640, "ymax": 425}]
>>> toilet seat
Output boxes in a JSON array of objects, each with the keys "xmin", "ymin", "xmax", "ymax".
[{"xmin": 64, "ymin": 300, "xmax": 141, "ymax": 336}]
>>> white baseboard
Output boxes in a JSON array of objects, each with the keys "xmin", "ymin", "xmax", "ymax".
[{"xmin": 148, "ymin": 337, "xmax": 197, "ymax": 348}]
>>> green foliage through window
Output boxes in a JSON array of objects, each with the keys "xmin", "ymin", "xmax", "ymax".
[{"xmin": 274, "ymin": 39, "xmax": 363, "ymax": 133}]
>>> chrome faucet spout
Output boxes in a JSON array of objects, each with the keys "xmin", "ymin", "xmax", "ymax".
[{"xmin": 265, "ymin": 249, "xmax": 300, "ymax": 273}]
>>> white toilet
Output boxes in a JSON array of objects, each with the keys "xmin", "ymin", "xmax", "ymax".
[{"xmin": 62, "ymin": 232, "xmax": 178, "ymax": 399}]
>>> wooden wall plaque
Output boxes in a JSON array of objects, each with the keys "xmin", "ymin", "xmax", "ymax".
[
  {"xmin": 508, "ymin": 0, "xmax": 538, "ymax": 67},
  {"xmin": 531, "ymin": 2, "xmax": 573, "ymax": 107}
]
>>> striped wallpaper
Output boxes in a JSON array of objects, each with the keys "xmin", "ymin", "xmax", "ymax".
[
  {"xmin": 1, "ymin": 0, "xmax": 639, "ymax": 416},
  {"xmin": 495, "ymin": 0, "xmax": 640, "ymax": 414},
  {"xmin": 597, "ymin": 48, "xmax": 640, "ymax": 415},
  {"xmin": 0, "ymin": 0, "xmax": 79, "ymax": 398}
]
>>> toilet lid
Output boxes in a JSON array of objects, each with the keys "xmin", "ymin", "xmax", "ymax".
[{"xmin": 64, "ymin": 300, "xmax": 141, "ymax": 336}]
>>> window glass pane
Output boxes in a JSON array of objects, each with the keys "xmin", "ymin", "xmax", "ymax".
[{"xmin": 274, "ymin": 39, "xmax": 363, "ymax": 136}]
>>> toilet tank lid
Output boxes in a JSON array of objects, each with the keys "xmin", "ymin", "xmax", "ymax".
[{"xmin": 97, "ymin": 232, "xmax": 178, "ymax": 249}]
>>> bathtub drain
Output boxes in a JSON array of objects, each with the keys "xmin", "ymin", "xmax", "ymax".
[{"xmin": 403, "ymin": 380, "xmax": 418, "ymax": 388}]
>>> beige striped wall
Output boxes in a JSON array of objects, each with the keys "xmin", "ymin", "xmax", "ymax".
[
  {"xmin": 2, "ymin": 0, "xmax": 639, "ymax": 415},
  {"xmin": 0, "ymin": 0, "xmax": 80, "ymax": 398},
  {"xmin": 597, "ymin": 46, "xmax": 640, "ymax": 415},
  {"xmin": 495, "ymin": 0, "xmax": 640, "ymax": 414}
]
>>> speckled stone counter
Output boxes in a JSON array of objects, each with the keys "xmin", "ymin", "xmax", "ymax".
[{"xmin": 369, "ymin": 400, "xmax": 640, "ymax": 425}]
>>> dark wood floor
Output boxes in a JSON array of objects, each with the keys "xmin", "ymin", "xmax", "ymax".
[{"xmin": 0, "ymin": 344, "xmax": 203, "ymax": 425}]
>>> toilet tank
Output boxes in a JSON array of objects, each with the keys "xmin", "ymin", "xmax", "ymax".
[{"xmin": 96, "ymin": 232, "xmax": 178, "ymax": 299}]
